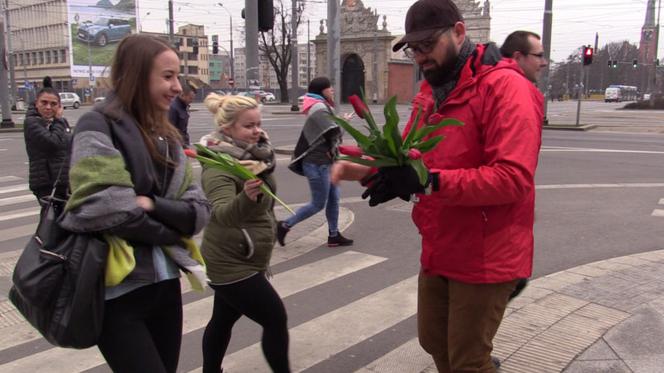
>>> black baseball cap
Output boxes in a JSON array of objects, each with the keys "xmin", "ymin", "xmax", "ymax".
[{"xmin": 393, "ymin": 0, "xmax": 464, "ymax": 52}]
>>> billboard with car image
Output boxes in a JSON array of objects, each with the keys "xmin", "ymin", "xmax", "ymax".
[{"xmin": 68, "ymin": 0, "xmax": 137, "ymax": 79}]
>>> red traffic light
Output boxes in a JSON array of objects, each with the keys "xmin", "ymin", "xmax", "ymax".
[{"xmin": 582, "ymin": 46, "xmax": 594, "ymax": 65}]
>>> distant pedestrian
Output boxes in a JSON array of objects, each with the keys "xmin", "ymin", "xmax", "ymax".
[
  {"xmin": 500, "ymin": 30, "xmax": 548, "ymax": 83},
  {"xmin": 59, "ymin": 34, "xmax": 211, "ymax": 373},
  {"xmin": 24, "ymin": 76, "xmax": 71, "ymax": 203},
  {"xmin": 198, "ymin": 93, "xmax": 290, "ymax": 373},
  {"xmin": 169, "ymin": 81, "xmax": 197, "ymax": 146},
  {"xmin": 278, "ymin": 77, "xmax": 353, "ymax": 247}
]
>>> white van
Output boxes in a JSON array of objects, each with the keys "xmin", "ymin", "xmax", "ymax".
[{"xmin": 59, "ymin": 92, "xmax": 81, "ymax": 109}]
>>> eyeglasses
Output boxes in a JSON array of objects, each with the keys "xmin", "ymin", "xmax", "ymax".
[
  {"xmin": 403, "ymin": 29, "xmax": 449, "ymax": 59},
  {"xmin": 528, "ymin": 52, "xmax": 546, "ymax": 60}
]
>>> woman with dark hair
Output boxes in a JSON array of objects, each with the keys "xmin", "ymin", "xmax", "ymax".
[
  {"xmin": 23, "ymin": 76, "xmax": 71, "ymax": 202},
  {"xmin": 58, "ymin": 34, "xmax": 211, "ymax": 372},
  {"xmin": 278, "ymin": 77, "xmax": 353, "ymax": 247}
]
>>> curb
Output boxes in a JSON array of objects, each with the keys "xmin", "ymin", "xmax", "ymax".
[
  {"xmin": 271, "ymin": 111, "xmax": 304, "ymax": 115},
  {"xmin": 274, "ymin": 146, "xmax": 295, "ymax": 156},
  {"xmin": 543, "ymin": 124, "xmax": 598, "ymax": 131},
  {"xmin": 0, "ymin": 128, "xmax": 23, "ymax": 133}
]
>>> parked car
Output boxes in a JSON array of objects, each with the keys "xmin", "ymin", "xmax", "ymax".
[
  {"xmin": 94, "ymin": 96, "xmax": 106, "ymax": 103},
  {"xmin": 261, "ymin": 92, "xmax": 276, "ymax": 102},
  {"xmin": 59, "ymin": 92, "xmax": 81, "ymax": 109},
  {"xmin": 77, "ymin": 17, "xmax": 132, "ymax": 47}
]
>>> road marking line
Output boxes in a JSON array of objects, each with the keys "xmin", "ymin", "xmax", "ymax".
[
  {"xmin": 0, "ymin": 194, "xmax": 35, "ymax": 207},
  {"xmin": 0, "ymin": 176, "xmax": 22, "ymax": 183},
  {"xmin": 541, "ymin": 146, "xmax": 664, "ymax": 154},
  {"xmin": 0, "ymin": 184, "xmax": 28, "ymax": 195},
  {"xmin": 0, "ymin": 208, "xmax": 40, "ymax": 222},
  {"xmin": 0, "ymin": 251, "xmax": 387, "ymax": 370},
  {"xmin": 219, "ymin": 276, "xmax": 418, "ymax": 373},
  {"xmin": 537, "ymin": 183, "xmax": 664, "ymax": 190},
  {"xmin": 652, "ymin": 209, "xmax": 664, "ymax": 217},
  {"xmin": 0, "ymin": 223, "xmax": 37, "ymax": 243}
]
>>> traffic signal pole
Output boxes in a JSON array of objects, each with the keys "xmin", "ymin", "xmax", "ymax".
[{"xmin": 575, "ymin": 65, "xmax": 585, "ymax": 126}]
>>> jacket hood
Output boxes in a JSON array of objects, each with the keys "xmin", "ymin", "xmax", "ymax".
[
  {"xmin": 302, "ymin": 95, "xmax": 327, "ymax": 114},
  {"xmin": 25, "ymin": 103, "xmax": 39, "ymax": 118}
]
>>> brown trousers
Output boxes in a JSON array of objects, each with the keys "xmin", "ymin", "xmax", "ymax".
[{"xmin": 417, "ymin": 270, "xmax": 517, "ymax": 373}]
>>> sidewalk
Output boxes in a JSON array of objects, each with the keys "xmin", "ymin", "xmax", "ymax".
[{"xmin": 492, "ymin": 250, "xmax": 664, "ymax": 373}]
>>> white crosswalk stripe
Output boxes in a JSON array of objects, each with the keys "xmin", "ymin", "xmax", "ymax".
[
  {"xmin": 0, "ymin": 251, "xmax": 406, "ymax": 372},
  {"xmin": 0, "ymin": 176, "xmax": 22, "ymax": 183},
  {"xmin": 0, "ymin": 184, "xmax": 29, "ymax": 195}
]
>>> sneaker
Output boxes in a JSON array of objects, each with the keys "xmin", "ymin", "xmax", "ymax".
[
  {"xmin": 491, "ymin": 356, "xmax": 501, "ymax": 369},
  {"xmin": 276, "ymin": 221, "xmax": 290, "ymax": 246},
  {"xmin": 327, "ymin": 233, "xmax": 353, "ymax": 247}
]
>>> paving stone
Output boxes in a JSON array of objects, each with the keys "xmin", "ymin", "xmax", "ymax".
[
  {"xmin": 576, "ymin": 338, "xmax": 619, "ymax": 361},
  {"xmin": 604, "ymin": 305, "xmax": 664, "ymax": 359},
  {"xmin": 563, "ymin": 359, "xmax": 631, "ymax": 373},
  {"xmin": 624, "ymin": 354, "xmax": 664, "ymax": 373}
]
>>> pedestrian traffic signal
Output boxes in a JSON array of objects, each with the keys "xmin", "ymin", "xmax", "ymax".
[
  {"xmin": 258, "ymin": 0, "xmax": 275, "ymax": 32},
  {"xmin": 582, "ymin": 46, "xmax": 593, "ymax": 65},
  {"xmin": 633, "ymin": 59, "xmax": 638, "ymax": 68}
]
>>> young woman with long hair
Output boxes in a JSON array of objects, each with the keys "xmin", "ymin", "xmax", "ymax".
[{"xmin": 59, "ymin": 34, "xmax": 211, "ymax": 372}]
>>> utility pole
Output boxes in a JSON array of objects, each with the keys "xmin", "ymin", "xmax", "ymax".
[
  {"xmin": 327, "ymin": 0, "xmax": 341, "ymax": 103},
  {"xmin": 1, "ymin": 13, "xmax": 15, "ymax": 127},
  {"xmin": 307, "ymin": 19, "xmax": 311, "ymax": 83},
  {"xmin": 372, "ymin": 29, "xmax": 378, "ymax": 103},
  {"xmin": 218, "ymin": 3, "xmax": 235, "ymax": 92},
  {"xmin": 540, "ymin": 0, "xmax": 553, "ymax": 125},
  {"xmin": 245, "ymin": 0, "xmax": 259, "ymax": 90},
  {"xmin": 290, "ymin": 0, "xmax": 299, "ymax": 111},
  {"xmin": 576, "ymin": 59, "xmax": 586, "ymax": 126},
  {"xmin": 168, "ymin": 0, "xmax": 174, "ymax": 42},
  {"xmin": 4, "ymin": 0, "xmax": 15, "ymax": 105}
]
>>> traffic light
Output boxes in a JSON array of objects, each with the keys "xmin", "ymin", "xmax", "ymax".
[
  {"xmin": 212, "ymin": 34, "xmax": 219, "ymax": 55},
  {"xmin": 657, "ymin": 59, "xmax": 660, "ymax": 66},
  {"xmin": 633, "ymin": 59, "xmax": 638, "ymax": 68},
  {"xmin": 192, "ymin": 39, "xmax": 199, "ymax": 55},
  {"xmin": 612, "ymin": 60, "xmax": 618, "ymax": 68},
  {"xmin": 258, "ymin": 0, "xmax": 274, "ymax": 32},
  {"xmin": 607, "ymin": 60, "xmax": 612, "ymax": 67},
  {"xmin": 582, "ymin": 46, "xmax": 593, "ymax": 65},
  {"xmin": 242, "ymin": 0, "xmax": 274, "ymax": 32}
]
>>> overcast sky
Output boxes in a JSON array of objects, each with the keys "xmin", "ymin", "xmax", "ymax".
[{"xmin": 136, "ymin": 0, "xmax": 663, "ymax": 63}]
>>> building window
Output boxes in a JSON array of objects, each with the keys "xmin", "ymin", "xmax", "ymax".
[
  {"xmin": 53, "ymin": 50, "xmax": 59, "ymax": 63},
  {"xmin": 188, "ymin": 66, "xmax": 198, "ymax": 74},
  {"xmin": 45, "ymin": 51, "xmax": 51, "ymax": 64},
  {"xmin": 60, "ymin": 50, "xmax": 66, "ymax": 63}
]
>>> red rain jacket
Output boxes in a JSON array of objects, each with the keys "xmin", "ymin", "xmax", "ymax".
[{"xmin": 405, "ymin": 43, "xmax": 544, "ymax": 283}]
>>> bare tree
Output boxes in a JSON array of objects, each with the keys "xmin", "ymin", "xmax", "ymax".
[{"xmin": 259, "ymin": 0, "xmax": 303, "ymax": 103}]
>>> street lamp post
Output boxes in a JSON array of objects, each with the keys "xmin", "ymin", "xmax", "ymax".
[{"xmin": 218, "ymin": 3, "xmax": 235, "ymax": 93}]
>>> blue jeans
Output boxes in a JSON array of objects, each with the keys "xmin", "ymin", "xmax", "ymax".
[{"xmin": 285, "ymin": 162, "xmax": 340, "ymax": 235}]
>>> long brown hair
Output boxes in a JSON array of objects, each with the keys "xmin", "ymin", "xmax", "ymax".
[{"xmin": 106, "ymin": 34, "xmax": 182, "ymax": 166}]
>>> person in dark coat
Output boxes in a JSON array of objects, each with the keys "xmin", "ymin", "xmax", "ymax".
[
  {"xmin": 23, "ymin": 76, "xmax": 71, "ymax": 202},
  {"xmin": 168, "ymin": 81, "xmax": 197, "ymax": 146}
]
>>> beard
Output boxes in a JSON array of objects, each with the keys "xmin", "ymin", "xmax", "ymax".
[{"xmin": 421, "ymin": 42, "xmax": 459, "ymax": 87}]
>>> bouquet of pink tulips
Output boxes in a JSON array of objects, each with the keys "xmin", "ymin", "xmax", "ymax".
[{"xmin": 332, "ymin": 94, "xmax": 463, "ymax": 185}]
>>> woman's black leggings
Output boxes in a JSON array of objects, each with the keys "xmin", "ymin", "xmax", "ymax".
[
  {"xmin": 202, "ymin": 273, "xmax": 290, "ymax": 373},
  {"xmin": 97, "ymin": 279, "xmax": 183, "ymax": 373}
]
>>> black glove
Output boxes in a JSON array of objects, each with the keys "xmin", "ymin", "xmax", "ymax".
[{"xmin": 361, "ymin": 166, "xmax": 427, "ymax": 207}]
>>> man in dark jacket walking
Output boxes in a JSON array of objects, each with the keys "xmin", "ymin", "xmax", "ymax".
[
  {"xmin": 332, "ymin": 0, "xmax": 543, "ymax": 371},
  {"xmin": 168, "ymin": 82, "xmax": 197, "ymax": 146}
]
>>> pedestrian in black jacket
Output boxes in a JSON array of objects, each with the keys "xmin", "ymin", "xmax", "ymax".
[
  {"xmin": 23, "ymin": 76, "xmax": 71, "ymax": 202},
  {"xmin": 168, "ymin": 81, "xmax": 197, "ymax": 146}
]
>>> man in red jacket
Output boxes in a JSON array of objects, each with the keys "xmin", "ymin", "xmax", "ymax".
[{"xmin": 332, "ymin": 0, "xmax": 543, "ymax": 371}]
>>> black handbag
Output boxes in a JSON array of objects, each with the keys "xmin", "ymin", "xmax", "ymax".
[{"xmin": 8, "ymin": 168, "xmax": 109, "ymax": 349}]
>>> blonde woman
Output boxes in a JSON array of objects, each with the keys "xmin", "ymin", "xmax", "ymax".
[{"xmin": 199, "ymin": 94, "xmax": 290, "ymax": 373}]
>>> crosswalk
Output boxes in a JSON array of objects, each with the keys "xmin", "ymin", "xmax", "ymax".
[{"xmin": 0, "ymin": 175, "xmax": 434, "ymax": 373}]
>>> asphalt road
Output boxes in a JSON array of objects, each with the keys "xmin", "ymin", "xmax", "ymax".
[{"xmin": 0, "ymin": 103, "xmax": 663, "ymax": 371}]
